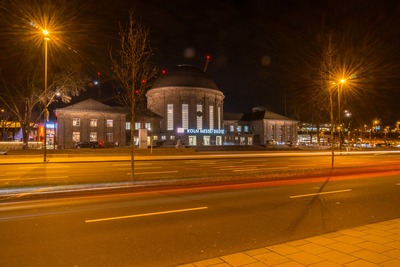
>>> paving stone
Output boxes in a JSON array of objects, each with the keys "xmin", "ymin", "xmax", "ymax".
[
  {"xmin": 308, "ymin": 261, "xmax": 343, "ymax": 267},
  {"xmin": 296, "ymin": 243, "xmax": 331, "ymax": 254},
  {"xmin": 381, "ymin": 258, "xmax": 400, "ymax": 267},
  {"xmin": 221, "ymin": 252, "xmax": 257, "ymax": 266},
  {"xmin": 193, "ymin": 258, "xmax": 225, "ymax": 267},
  {"xmin": 383, "ymin": 249, "xmax": 400, "ymax": 260},
  {"xmin": 326, "ymin": 242, "xmax": 362, "ymax": 254},
  {"xmin": 245, "ymin": 248, "xmax": 271, "ymax": 257},
  {"xmin": 242, "ymin": 262, "xmax": 268, "ymax": 267},
  {"xmin": 385, "ymin": 240, "xmax": 400, "ymax": 249},
  {"xmin": 363, "ymin": 228, "xmax": 395, "ymax": 237},
  {"xmin": 352, "ymin": 249, "xmax": 392, "ymax": 264},
  {"xmin": 285, "ymin": 251, "xmax": 324, "ymax": 265},
  {"xmin": 253, "ymin": 251, "xmax": 290, "ymax": 266},
  {"xmin": 274, "ymin": 261, "xmax": 305, "ymax": 267},
  {"xmin": 285, "ymin": 240, "xmax": 310, "ymax": 247},
  {"xmin": 332, "ymin": 235, "xmax": 364, "ymax": 245},
  {"xmin": 305, "ymin": 236, "xmax": 337, "ymax": 246},
  {"xmin": 337, "ymin": 229, "xmax": 368, "ymax": 237},
  {"xmin": 318, "ymin": 250, "xmax": 358, "ymax": 264},
  {"xmin": 360, "ymin": 234, "xmax": 393, "ymax": 244},
  {"xmin": 344, "ymin": 259, "xmax": 380, "ymax": 267},
  {"xmin": 267, "ymin": 244, "xmax": 301, "ymax": 255},
  {"xmin": 355, "ymin": 241, "xmax": 394, "ymax": 253}
]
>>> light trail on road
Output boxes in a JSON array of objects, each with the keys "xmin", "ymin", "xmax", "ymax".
[{"xmin": 289, "ymin": 189, "xmax": 353, "ymax": 198}]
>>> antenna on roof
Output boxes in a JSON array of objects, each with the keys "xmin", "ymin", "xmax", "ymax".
[{"xmin": 203, "ymin": 55, "xmax": 211, "ymax": 72}]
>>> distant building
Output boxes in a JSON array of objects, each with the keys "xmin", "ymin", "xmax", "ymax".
[{"xmin": 55, "ymin": 99, "xmax": 127, "ymax": 148}]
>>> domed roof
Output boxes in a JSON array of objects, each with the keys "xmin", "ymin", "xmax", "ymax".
[{"xmin": 151, "ymin": 65, "xmax": 219, "ymax": 90}]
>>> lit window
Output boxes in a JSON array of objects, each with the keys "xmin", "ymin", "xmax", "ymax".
[
  {"xmin": 230, "ymin": 125, "xmax": 234, "ymax": 132},
  {"xmin": 209, "ymin": 106, "xmax": 214, "ymax": 130},
  {"xmin": 170, "ymin": 135, "xmax": 175, "ymax": 140},
  {"xmin": 217, "ymin": 107, "xmax": 221, "ymax": 130},
  {"xmin": 72, "ymin": 132, "xmax": 80, "ymax": 142},
  {"xmin": 145, "ymin": 123, "xmax": 151, "ymax": 130},
  {"xmin": 237, "ymin": 126, "xmax": 242, "ymax": 132},
  {"xmin": 126, "ymin": 122, "xmax": 131, "ymax": 130},
  {"xmin": 90, "ymin": 132, "xmax": 97, "ymax": 141},
  {"xmin": 135, "ymin": 122, "xmax": 141, "ymax": 130},
  {"xmin": 244, "ymin": 126, "xmax": 249, "ymax": 132},
  {"xmin": 153, "ymin": 135, "xmax": 158, "ymax": 140},
  {"xmin": 106, "ymin": 119, "xmax": 113, "ymax": 127},
  {"xmin": 182, "ymin": 104, "xmax": 188, "ymax": 129},
  {"xmin": 72, "ymin": 118, "xmax": 80, "ymax": 127},
  {"xmin": 161, "ymin": 135, "xmax": 166, "ymax": 140},
  {"xmin": 196, "ymin": 104, "xmax": 202, "ymax": 129},
  {"xmin": 90, "ymin": 119, "xmax": 97, "ymax": 127},
  {"xmin": 167, "ymin": 104, "xmax": 173, "ymax": 130}
]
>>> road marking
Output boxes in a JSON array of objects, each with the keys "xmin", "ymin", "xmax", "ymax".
[
  {"xmin": 289, "ymin": 189, "xmax": 352, "ymax": 199},
  {"xmin": 117, "ymin": 167, "xmax": 162, "ymax": 171},
  {"xmin": 85, "ymin": 206, "xmax": 208, "ymax": 223}
]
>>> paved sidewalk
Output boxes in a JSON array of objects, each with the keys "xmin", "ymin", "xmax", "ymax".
[{"xmin": 179, "ymin": 218, "xmax": 400, "ymax": 267}]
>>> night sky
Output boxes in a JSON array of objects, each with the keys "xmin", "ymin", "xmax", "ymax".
[{"xmin": 2, "ymin": 0, "xmax": 400, "ymax": 127}]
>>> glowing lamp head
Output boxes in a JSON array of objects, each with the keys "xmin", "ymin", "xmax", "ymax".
[
  {"xmin": 206, "ymin": 55, "xmax": 210, "ymax": 60},
  {"xmin": 340, "ymin": 78, "xmax": 346, "ymax": 84},
  {"xmin": 42, "ymin": 29, "xmax": 49, "ymax": 36}
]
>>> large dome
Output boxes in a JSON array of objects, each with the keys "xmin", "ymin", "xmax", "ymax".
[{"xmin": 151, "ymin": 65, "xmax": 219, "ymax": 90}]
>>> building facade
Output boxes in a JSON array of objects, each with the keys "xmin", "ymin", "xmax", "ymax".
[
  {"xmin": 146, "ymin": 65, "xmax": 225, "ymax": 146},
  {"xmin": 55, "ymin": 99, "xmax": 127, "ymax": 148}
]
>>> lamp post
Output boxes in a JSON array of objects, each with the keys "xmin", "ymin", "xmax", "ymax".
[
  {"xmin": 43, "ymin": 29, "xmax": 49, "ymax": 162},
  {"xmin": 338, "ymin": 78, "xmax": 345, "ymax": 154}
]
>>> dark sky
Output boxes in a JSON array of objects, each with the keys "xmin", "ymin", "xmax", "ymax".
[{"xmin": 2, "ymin": 0, "xmax": 400, "ymax": 126}]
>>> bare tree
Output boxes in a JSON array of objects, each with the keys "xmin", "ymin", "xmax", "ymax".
[
  {"xmin": 0, "ymin": 65, "xmax": 87, "ymax": 148},
  {"xmin": 110, "ymin": 11, "xmax": 158, "ymax": 180}
]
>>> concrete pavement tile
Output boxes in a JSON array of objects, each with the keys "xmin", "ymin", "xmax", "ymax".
[
  {"xmin": 326, "ymin": 242, "xmax": 362, "ymax": 253},
  {"xmin": 355, "ymin": 241, "xmax": 394, "ymax": 253},
  {"xmin": 177, "ymin": 264, "xmax": 196, "ymax": 267},
  {"xmin": 363, "ymin": 228, "xmax": 395, "ymax": 237},
  {"xmin": 381, "ymin": 259, "xmax": 400, "ymax": 267},
  {"xmin": 321, "ymin": 232, "xmax": 342, "ymax": 238},
  {"xmin": 350, "ymin": 226, "xmax": 371, "ymax": 232},
  {"xmin": 367, "ymin": 223, "xmax": 397, "ymax": 231},
  {"xmin": 285, "ymin": 240, "xmax": 310, "ymax": 247},
  {"xmin": 344, "ymin": 259, "xmax": 380, "ymax": 267},
  {"xmin": 245, "ymin": 248, "xmax": 271, "ymax": 256},
  {"xmin": 352, "ymin": 249, "xmax": 392, "ymax": 264},
  {"xmin": 318, "ymin": 250, "xmax": 358, "ymax": 264},
  {"xmin": 206, "ymin": 263, "xmax": 231, "ymax": 267},
  {"xmin": 308, "ymin": 261, "xmax": 343, "ymax": 267},
  {"xmin": 253, "ymin": 251, "xmax": 290, "ymax": 266},
  {"xmin": 386, "ymin": 234, "xmax": 400, "ymax": 240},
  {"xmin": 360, "ymin": 234, "xmax": 393, "ymax": 244},
  {"xmin": 193, "ymin": 258, "xmax": 225, "ymax": 267},
  {"xmin": 285, "ymin": 251, "xmax": 325, "ymax": 265},
  {"xmin": 305, "ymin": 236, "xmax": 337, "ymax": 246},
  {"xmin": 242, "ymin": 262, "xmax": 268, "ymax": 267},
  {"xmin": 274, "ymin": 262, "xmax": 305, "ymax": 267},
  {"xmin": 296, "ymin": 243, "xmax": 331, "ymax": 254},
  {"xmin": 267, "ymin": 244, "xmax": 301, "ymax": 255},
  {"xmin": 384, "ymin": 240, "xmax": 400, "ymax": 249},
  {"xmin": 383, "ymin": 249, "xmax": 400, "ymax": 259},
  {"xmin": 337, "ymin": 229, "xmax": 368, "ymax": 237},
  {"xmin": 221, "ymin": 253, "xmax": 257, "ymax": 266},
  {"xmin": 332, "ymin": 235, "xmax": 364, "ymax": 245}
]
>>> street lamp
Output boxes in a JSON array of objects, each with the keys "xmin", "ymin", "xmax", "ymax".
[
  {"xmin": 43, "ymin": 29, "xmax": 49, "ymax": 162},
  {"xmin": 338, "ymin": 78, "xmax": 345, "ymax": 154}
]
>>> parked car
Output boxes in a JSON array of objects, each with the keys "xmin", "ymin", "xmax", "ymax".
[{"xmin": 74, "ymin": 141, "xmax": 104, "ymax": 148}]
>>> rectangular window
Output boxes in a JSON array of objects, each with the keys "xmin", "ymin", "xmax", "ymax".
[
  {"xmin": 90, "ymin": 132, "xmax": 97, "ymax": 141},
  {"xmin": 237, "ymin": 125, "xmax": 242, "ymax": 132},
  {"xmin": 167, "ymin": 104, "xmax": 173, "ymax": 130},
  {"xmin": 145, "ymin": 123, "xmax": 151, "ymax": 131},
  {"xmin": 217, "ymin": 107, "xmax": 221, "ymax": 130},
  {"xmin": 153, "ymin": 135, "xmax": 158, "ymax": 140},
  {"xmin": 126, "ymin": 122, "xmax": 131, "ymax": 130},
  {"xmin": 106, "ymin": 132, "xmax": 113, "ymax": 142},
  {"xmin": 72, "ymin": 118, "xmax": 80, "ymax": 127},
  {"xmin": 230, "ymin": 125, "xmax": 234, "ymax": 132},
  {"xmin": 182, "ymin": 104, "xmax": 189, "ymax": 129},
  {"xmin": 244, "ymin": 125, "xmax": 249, "ymax": 132},
  {"xmin": 196, "ymin": 104, "xmax": 202, "ymax": 129},
  {"xmin": 170, "ymin": 135, "xmax": 175, "ymax": 140},
  {"xmin": 209, "ymin": 105, "xmax": 214, "ymax": 130},
  {"xmin": 90, "ymin": 119, "xmax": 97, "ymax": 127},
  {"xmin": 72, "ymin": 132, "xmax": 80, "ymax": 142},
  {"xmin": 135, "ymin": 122, "xmax": 141, "ymax": 130},
  {"xmin": 106, "ymin": 119, "xmax": 113, "ymax": 127},
  {"xmin": 161, "ymin": 135, "xmax": 166, "ymax": 140}
]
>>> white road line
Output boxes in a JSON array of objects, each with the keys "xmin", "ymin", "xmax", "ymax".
[
  {"xmin": 289, "ymin": 189, "xmax": 352, "ymax": 199},
  {"xmin": 85, "ymin": 206, "xmax": 208, "ymax": 223},
  {"xmin": 2, "ymin": 176, "xmax": 69, "ymax": 181},
  {"xmin": 232, "ymin": 168, "xmax": 259, "ymax": 172},
  {"xmin": 117, "ymin": 167, "xmax": 162, "ymax": 171}
]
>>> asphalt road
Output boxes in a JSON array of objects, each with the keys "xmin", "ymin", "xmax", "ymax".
[
  {"xmin": 1, "ymin": 152, "xmax": 400, "ymax": 189},
  {"xmin": 1, "ymin": 170, "xmax": 399, "ymax": 266}
]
